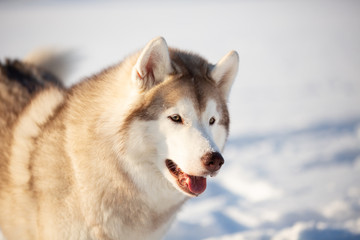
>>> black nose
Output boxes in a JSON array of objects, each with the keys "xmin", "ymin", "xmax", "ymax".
[{"xmin": 201, "ymin": 152, "xmax": 224, "ymax": 173}]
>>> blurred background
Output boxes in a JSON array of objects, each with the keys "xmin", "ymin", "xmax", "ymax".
[{"xmin": 1, "ymin": 0, "xmax": 360, "ymax": 239}]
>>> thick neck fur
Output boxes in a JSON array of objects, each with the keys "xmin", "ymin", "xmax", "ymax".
[{"xmin": 63, "ymin": 53, "xmax": 187, "ymax": 239}]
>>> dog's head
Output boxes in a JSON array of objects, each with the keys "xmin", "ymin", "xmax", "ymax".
[{"xmin": 124, "ymin": 37, "xmax": 238, "ymax": 197}]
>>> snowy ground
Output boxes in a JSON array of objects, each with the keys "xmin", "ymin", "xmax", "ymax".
[{"xmin": 1, "ymin": 0, "xmax": 360, "ymax": 239}]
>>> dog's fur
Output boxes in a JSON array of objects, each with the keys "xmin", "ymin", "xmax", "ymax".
[{"xmin": 0, "ymin": 37, "xmax": 239, "ymax": 240}]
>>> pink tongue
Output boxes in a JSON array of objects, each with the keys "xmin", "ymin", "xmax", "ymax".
[{"xmin": 185, "ymin": 174, "xmax": 207, "ymax": 195}]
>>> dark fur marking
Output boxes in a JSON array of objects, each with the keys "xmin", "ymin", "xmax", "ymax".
[{"xmin": 0, "ymin": 59, "xmax": 63, "ymax": 94}]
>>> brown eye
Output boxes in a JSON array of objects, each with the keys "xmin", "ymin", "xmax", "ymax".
[
  {"xmin": 169, "ymin": 114, "xmax": 183, "ymax": 124},
  {"xmin": 209, "ymin": 117, "xmax": 216, "ymax": 125}
]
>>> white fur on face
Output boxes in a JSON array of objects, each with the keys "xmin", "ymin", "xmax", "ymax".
[
  {"xmin": 156, "ymin": 98, "xmax": 227, "ymax": 178},
  {"xmin": 202, "ymin": 99, "xmax": 228, "ymax": 152},
  {"xmin": 124, "ymin": 97, "xmax": 228, "ymax": 197}
]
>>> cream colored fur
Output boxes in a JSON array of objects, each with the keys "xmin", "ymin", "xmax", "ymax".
[{"xmin": 0, "ymin": 37, "xmax": 238, "ymax": 240}]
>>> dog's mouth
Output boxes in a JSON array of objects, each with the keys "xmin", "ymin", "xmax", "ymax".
[{"xmin": 165, "ymin": 159, "xmax": 207, "ymax": 196}]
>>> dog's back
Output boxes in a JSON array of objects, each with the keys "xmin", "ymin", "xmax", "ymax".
[
  {"xmin": 0, "ymin": 58, "xmax": 66, "ymax": 239},
  {"xmin": 0, "ymin": 59, "xmax": 63, "ymax": 180},
  {"xmin": 0, "ymin": 49, "xmax": 71, "ymax": 129}
]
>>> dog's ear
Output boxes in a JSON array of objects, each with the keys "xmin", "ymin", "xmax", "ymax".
[
  {"xmin": 210, "ymin": 51, "xmax": 239, "ymax": 99},
  {"xmin": 132, "ymin": 37, "xmax": 172, "ymax": 91}
]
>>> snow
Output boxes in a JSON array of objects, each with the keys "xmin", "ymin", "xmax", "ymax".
[{"xmin": 1, "ymin": 0, "xmax": 360, "ymax": 239}]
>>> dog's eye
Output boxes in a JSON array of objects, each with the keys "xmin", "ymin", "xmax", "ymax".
[
  {"xmin": 209, "ymin": 117, "xmax": 216, "ymax": 125},
  {"xmin": 168, "ymin": 114, "xmax": 183, "ymax": 124}
]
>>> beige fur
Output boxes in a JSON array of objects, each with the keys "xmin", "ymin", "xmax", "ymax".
[{"xmin": 0, "ymin": 37, "xmax": 238, "ymax": 240}]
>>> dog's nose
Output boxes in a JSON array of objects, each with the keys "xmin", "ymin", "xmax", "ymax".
[{"xmin": 201, "ymin": 152, "xmax": 224, "ymax": 173}]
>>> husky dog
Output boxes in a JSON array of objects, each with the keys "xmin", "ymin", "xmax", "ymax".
[{"xmin": 0, "ymin": 37, "xmax": 239, "ymax": 240}]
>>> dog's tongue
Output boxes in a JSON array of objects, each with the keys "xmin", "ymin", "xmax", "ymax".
[{"xmin": 185, "ymin": 174, "xmax": 207, "ymax": 195}]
